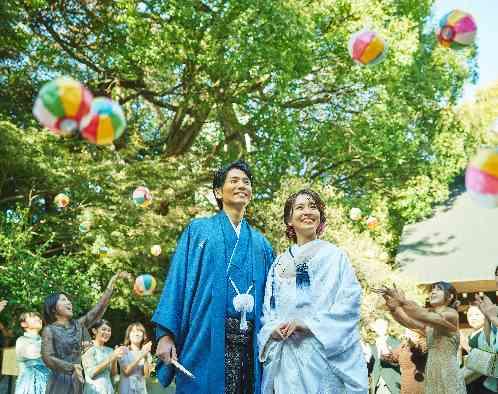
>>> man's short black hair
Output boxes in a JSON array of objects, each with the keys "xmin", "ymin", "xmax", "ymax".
[{"xmin": 212, "ymin": 160, "xmax": 253, "ymax": 209}]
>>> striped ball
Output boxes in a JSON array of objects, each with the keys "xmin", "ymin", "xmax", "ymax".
[
  {"xmin": 80, "ymin": 98, "xmax": 126, "ymax": 145},
  {"xmin": 132, "ymin": 186, "xmax": 152, "ymax": 208},
  {"xmin": 437, "ymin": 10, "xmax": 477, "ymax": 49},
  {"xmin": 348, "ymin": 30, "xmax": 387, "ymax": 65},
  {"xmin": 54, "ymin": 193, "xmax": 70, "ymax": 209},
  {"xmin": 33, "ymin": 77, "xmax": 93, "ymax": 137},
  {"xmin": 465, "ymin": 148, "xmax": 498, "ymax": 208},
  {"xmin": 134, "ymin": 274, "xmax": 157, "ymax": 296},
  {"xmin": 150, "ymin": 244, "xmax": 162, "ymax": 256}
]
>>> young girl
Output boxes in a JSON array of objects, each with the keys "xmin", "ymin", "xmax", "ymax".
[
  {"xmin": 41, "ymin": 271, "xmax": 130, "ymax": 394},
  {"xmin": 82, "ymin": 319, "xmax": 127, "ymax": 394},
  {"xmin": 119, "ymin": 323, "xmax": 153, "ymax": 394},
  {"xmin": 15, "ymin": 312, "xmax": 51, "ymax": 394}
]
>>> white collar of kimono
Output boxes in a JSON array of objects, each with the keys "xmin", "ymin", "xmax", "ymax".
[{"xmin": 228, "ymin": 215, "xmax": 242, "ymax": 238}]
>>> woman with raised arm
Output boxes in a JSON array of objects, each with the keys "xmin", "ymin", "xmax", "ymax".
[
  {"xmin": 379, "ymin": 282, "xmax": 466, "ymax": 394},
  {"xmin": 41, "ymin": 271, "xmax": 130, "ymax": 394}
]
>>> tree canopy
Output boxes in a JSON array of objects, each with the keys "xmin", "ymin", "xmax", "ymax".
[{"xmin": 0, "ymin": 0, "xmax": 491, "ymax": 338}]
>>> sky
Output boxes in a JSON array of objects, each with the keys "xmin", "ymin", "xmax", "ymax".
[{"xmin": 433, "ymin": 0, "xmax": 498, "ymax": 102}]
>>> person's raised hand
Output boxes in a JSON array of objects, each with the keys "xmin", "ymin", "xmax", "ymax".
[
  {"xmin": 475, "ymin": 294, "xmax": 497, "ymax": 318},
  {"xmin": 384, "ymin": 295, "xmax": 402, "ymax": 310}
]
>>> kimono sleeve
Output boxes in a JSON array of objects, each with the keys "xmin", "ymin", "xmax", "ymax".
[
  {"xmin": 41, "ymin": 326, "xmax": 75, "ymax": 373},
  {"xmin": 151, "ymin": 223, "xmax": 193, "ymax": 342},
  {"xmin": 303, "ymin": 250, "xmax": 362, "ymax": 357},
  {"xmin": 79, "ymin": 285, "xmax": 114, "ymax": 329},
  {"xmin": 258, "ymin": 264, "xmax": 283, "ymax": 362},
  {"xmin": 81, "ymin": 347, "xmax": 99, "ymax": 379}
]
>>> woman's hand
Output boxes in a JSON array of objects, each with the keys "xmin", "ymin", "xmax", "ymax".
[
  {"xmin": 270, "ymin": 323, "xmax": 287, "ymax": 341},
  {"xmin": 142, "ymin": 341, "xmax": 152, "ymax": 355},
  {"xmin": 281, "ymin": 320, "xmax": 309, "ymax": 339},
  {"xmin": 112, "ymin": 345, "xmax": 128, "ymax": 360},
  {"xmin": 383, "ymin": 295, "xmax": 402, "ymax": 310},
  {"xmin": 108, "ymin": 271, "xmax": 132, "ymax": 288},
  {"xmin": 475, "ymin": 294, "xmax": 497, "ymax": 319}
]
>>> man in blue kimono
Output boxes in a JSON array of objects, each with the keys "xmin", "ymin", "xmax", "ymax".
[{"xmin": 152, "ymin": 160, "xmax": 274, "ymax": 394}]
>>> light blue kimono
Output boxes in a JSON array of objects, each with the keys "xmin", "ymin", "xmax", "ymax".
[
  {"xmin": 152, "ymin": 211, "xmax": 274, "ymax": 394},
  {"xmin": 258, "ymin": 240, "xmax": 368, "ymax": 394}
]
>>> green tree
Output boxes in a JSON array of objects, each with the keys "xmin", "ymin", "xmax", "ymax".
[{"xmin": 0, "ymin": 0, "xmax": 481, "ymax": 336}]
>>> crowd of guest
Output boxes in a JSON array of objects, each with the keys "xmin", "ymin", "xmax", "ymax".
[{"xmin": 1, "ymin": 272, "xmax": 153, "ymax": 394}]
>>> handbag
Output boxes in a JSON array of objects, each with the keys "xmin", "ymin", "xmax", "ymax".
[{"xmin": 467, "ymin": 347, "xmax": 498, "ymax": 377}]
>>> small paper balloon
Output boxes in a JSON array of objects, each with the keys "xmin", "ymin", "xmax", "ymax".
[
  {"xmin": 465, "ymin": 148, "xmax": 498, "ymax": 208},
  {"xmin": 132, "ymin": 186, "xmax": 152, "ymax": 208},
  {"xmin": 33, "ymin": 77, "xmax": 93, "ymax": 138},
  {"xmin": 348, "ymin": 30, "xmax": 387, "ymax": 65},
  {"xmin": 5, "ymin": 209, "xmax": 21, "ymax": 224},
  {"xmin": 349, "ymin": 207, "xmax": 362, "ymax": 221},
  {"xmin": 54, "ymin": 193, "xmax": 70, "ymax": 209},
  {"xmin": 98, "ymin": 246, "xmax": 110, "ymax": 256},
  {"xmin": 80, "ymin": 97, "xmax": 126, "ymax": 145},
  {"xmin": 134, "ymin": 274, "xmax": 157, "ymax": 296},
  {"xmin": 437, "ymin": 10, "xmax": 477, "ymax": 49},
  {"xmin": 150, "ymin": 245, "xmax": 162, "ymax": 256},
  {"xmin": 79, "ymin": 221, "xmax": 91, "ymax": 233},
  {"xmin": 366, "ymin": 216, "xmax": 379, "ymax": 230}
]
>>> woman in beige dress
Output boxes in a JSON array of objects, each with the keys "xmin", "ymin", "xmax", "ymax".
[{"xmin": 377, "ymin": 281, "xmax": 466, "ymax": 394}]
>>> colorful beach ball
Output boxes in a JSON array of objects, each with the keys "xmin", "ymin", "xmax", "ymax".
[
  {"xmin": 79, "ymin": 221, "xmax": 91, "ymax": 233},
  {"xmin": 33, "ymin": 77, "xmax": 93, "ymax": 137},
  {"xmin": 134, "ymin": 274, "xmax": 157, "ymax": 296},
  {"xmin": 348, "ymin": 30, "xmax": 387, "ymax": 65},
  {"xmin": 80, "ymin": 97, "xmax": 126, "ymax": 145},
  {"xmin": 54, "ymin": 193, "xmax": 70, "ymax": 209},
  {"xmin": 349, "ymin": 208, "xmax": 362, "ymax": 221},
  {"xmin": 437, "ymin": 10, "xmax": 477, "ymax": 49},
  {"xmin": 465, "ymin": 148, "xmax": 498, "ymax": 208},
  {"xmin": 97, "ymin": 246, "xmax": 110, "ymax": 256},
  {"xmin": 150, "ymin": 245, "xmax": 162, "ymax": 256},
  {"xmin": 366, "ymin": 216, "xmax": 379, "ymax": 230},
  {"xmin": 132, "ymin": 186, "xmax": 152, "ymax": 208}
]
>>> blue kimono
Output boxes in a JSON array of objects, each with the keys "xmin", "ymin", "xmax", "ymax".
[{"xmin": 152, "ymin": 211, "xmax": 274, "ymax": 394}]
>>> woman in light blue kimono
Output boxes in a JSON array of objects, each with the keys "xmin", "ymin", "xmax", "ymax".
[
  {"xmin": 258, "ymin": 189, "xmax": 368, "ymax": 394},
  {"xmin": 82, "ymin": 319, "xmax": 127, "ymax": 394},
  {"xmin": 15, "ymin": 312, "xmax": 51, "ymax": 394}
]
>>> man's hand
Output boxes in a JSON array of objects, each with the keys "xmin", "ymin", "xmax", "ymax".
[
  {"xmin": 73, "ymin": 364, "xmax": 84, "ymax": 383},
  {"xmin": 156, "ymin": 335, "xmax": 177, "ymax": 364}
]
